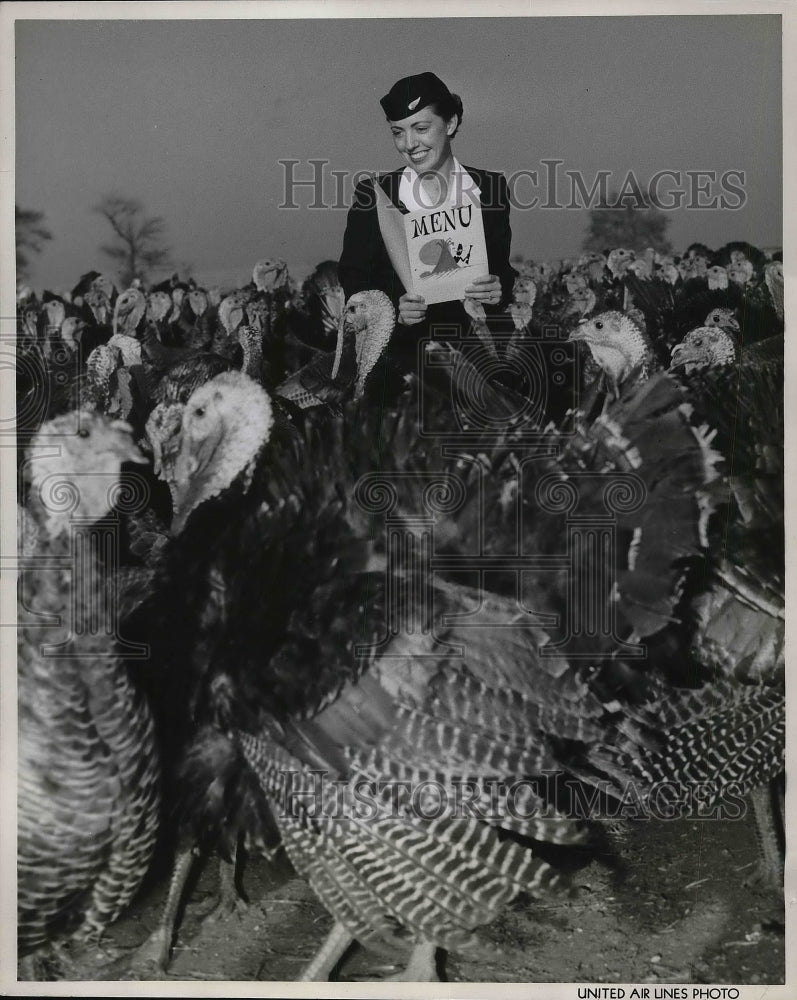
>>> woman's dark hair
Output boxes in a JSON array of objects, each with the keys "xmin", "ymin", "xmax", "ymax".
[{"xmin": 429, "ymin": 92, "xmax": 464, "ymax": 138}]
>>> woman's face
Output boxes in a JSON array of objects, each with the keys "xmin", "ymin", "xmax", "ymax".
[{"xmin": 389, "ymin": 107, "xmax": 457, "ymax": 174}]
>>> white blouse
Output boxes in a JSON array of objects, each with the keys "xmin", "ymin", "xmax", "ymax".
[{"xmin": 397, "ymin": 156, "xmax": 482, "ymax": 212}]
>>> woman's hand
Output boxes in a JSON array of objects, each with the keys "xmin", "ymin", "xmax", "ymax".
[
  {"xmin": 464, "ymin": 274, "xmax": 502, "ymax": 306},
  {"xmin": 398, "ymin": 293, "xmax": 428, "ymax": 326}
]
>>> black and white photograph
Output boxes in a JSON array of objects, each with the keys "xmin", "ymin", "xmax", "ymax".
[{"xmin": 1, "ymin": 2, "xmax": 792, "ymax": 994}]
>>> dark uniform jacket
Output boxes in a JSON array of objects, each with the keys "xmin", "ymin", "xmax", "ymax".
[{"xmin": 339, "ymin": 165, "xmax": 518, "ymax": 376}]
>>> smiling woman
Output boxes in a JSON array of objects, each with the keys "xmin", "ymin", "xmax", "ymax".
[
  {"xmin": 338, "ymin": 71, "xmax": 518, "ymax": 386},
  {"xmin": 387, "ymin": 80, "xmax": 463, "ymax": 178}
]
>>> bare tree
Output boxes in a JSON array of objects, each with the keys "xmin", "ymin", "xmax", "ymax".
[
  {"xmin": 582, "ymin": 190, "xmax": 672, "ymax": 255},
  {"xmin": 16, "ymin": 205, "xmax": 52, "ymax": 280},
  {"xmin": 94, "ymin": 194, "xmax": 172, "ymax": 287}
]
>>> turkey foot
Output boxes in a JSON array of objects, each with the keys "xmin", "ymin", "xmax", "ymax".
[
  {"xmin": 201, "ymin": 852, "xmax": 250, "ymax": 924},
  {"xmin": 384, "ymin": 940, "xmax": 439, "ymax": 982},
  {"xmin": 124, "ymin": 845, "xmax": 197, "ymax": 978}
]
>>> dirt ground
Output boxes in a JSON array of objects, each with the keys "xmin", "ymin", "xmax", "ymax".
[{"xmin": 24, "ymin": 802, "xmax": 784, "ymax": 986}]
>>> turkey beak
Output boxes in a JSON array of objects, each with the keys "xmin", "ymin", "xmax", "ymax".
[
  {"xmin": 172, "ymin": 401, "xmax": 225, "ymax": 508},
  {"xmin": 109, "ymin": 421, "xmax": 149, "ymax": 464},
  {"xmin": 124, "ymin": 443, "xmax": 150, "ymax": 465},
  {"xmin": 355, "ymin": 321, "xmax": 370, "ymax": 370},
  {"xmin": 171, "ymin": 504, "xmax": 187, "ymax": 535},
  {"xmin": 668, "ymin": 344, "xmax": 693, "ymax": 371},
  {"xmin": 149, "ymin": 437, "xmax": 164, "ymax": 477},
  {"xmin": 330, "ymin": 306, "xmax": 350, "ymax": 380},
  {"xmin": 568, "ymin": 322, "xmax": 588, "ymax": 343}
]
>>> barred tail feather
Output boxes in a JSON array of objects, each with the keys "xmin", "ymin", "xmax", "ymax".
[{"xmin": 583, "ymin": 685, "xmax": 784, "ymax": 802}]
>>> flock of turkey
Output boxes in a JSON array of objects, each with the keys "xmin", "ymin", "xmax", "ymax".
[{"xmin": 15, "ymin": 241, "xmax": 785, "ymax": 982}]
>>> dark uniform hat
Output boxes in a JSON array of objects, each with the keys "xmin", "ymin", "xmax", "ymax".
[{"xmin": 380, "ymin": 71, "xmax": 453, "ymax": 121}]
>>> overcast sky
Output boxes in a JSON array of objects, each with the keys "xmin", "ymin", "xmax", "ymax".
[{"xmin": 14, "ymin": 13, "xmax": 782, "ymax": 293}]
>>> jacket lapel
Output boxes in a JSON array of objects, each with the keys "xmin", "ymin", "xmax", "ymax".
[
  {"xmin": 377, "ymin": 169, "xmax": 407, "ymax": 214},
  {"xmin": 464, "ymin": 165, "xmax": 495, "ymax": 240}
]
